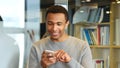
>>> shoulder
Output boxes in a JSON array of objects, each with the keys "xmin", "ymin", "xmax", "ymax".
[
  {"xmin": 30, "ymin": 37, "xmax": 51, "ymax": 54},
  {"xmin": 32, "ymin": 37, "xmax": 50, "ymax": 47},
  {"xmin": 69, "ymin": 36, "xmax": 87, "ymax": 44},
  {"xmin": 69, "ymin": 36, "xmax": 89, "ymax": 48}
]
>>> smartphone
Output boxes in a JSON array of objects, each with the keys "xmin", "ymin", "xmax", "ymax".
[{"xmin": 45, "ymin": 50, "xmax": 55, "ymax": 57}]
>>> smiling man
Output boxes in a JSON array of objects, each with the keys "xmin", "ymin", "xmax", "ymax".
[
  {"xmin": 28, "ymin": 5, "xmax": 93, "ymax": 68},
  {"xmin": 46, "ymin": 9, "xmax": 69, "ymax": 42}
]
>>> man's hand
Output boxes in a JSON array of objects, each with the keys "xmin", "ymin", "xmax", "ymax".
[
  {"xmin": 41, "ymin": 51, "xmax": 57, "ymax": 68},
  {"xmin": 41, "ymin": 50, "xmax": 71, "ymax": 68},
  {"xmin": 55, "ymin": 50, "xmax": 71, "ymax": 63}
]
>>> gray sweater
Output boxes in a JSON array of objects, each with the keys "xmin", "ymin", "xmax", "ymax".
[{"xmin": 28, "ymin": 36, "xmax": 93, "ymax": 68}]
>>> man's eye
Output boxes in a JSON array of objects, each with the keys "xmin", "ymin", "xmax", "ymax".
[
  {"xmin": 57, "ymin": 23, "xmax": 62, "ymax": 26},
  {"xmin": 47, "ymin": 22, "xmax": 52, "ymax": 25}
]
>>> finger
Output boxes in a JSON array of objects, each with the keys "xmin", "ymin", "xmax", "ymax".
[
  {"xmin": 56, "ymin": 50, "xmax": 66, "ymax": 60},
  {"xmin": 42, "ymin": 51, "xmax": 47, "ymax": 58},
  {"xmin": 56, "ymin": 50, "xmax": 63, "ymax": 57},
  {"xmin": 48, "ymin": 56, "xmax": 56, "ymax": 61},
  {"xmin": 48, "ymin": 57, "xmax": 57, "ymax": 64}
]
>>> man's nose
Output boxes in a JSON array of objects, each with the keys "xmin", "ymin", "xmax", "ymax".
[{"xmin": 53, "ymin": 25, "xmax": 57, "ymax": 31}]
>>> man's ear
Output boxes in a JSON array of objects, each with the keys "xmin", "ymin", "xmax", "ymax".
[{"xmin": 65, "ymin": 21, "xmax": 69, "ymax": 29}]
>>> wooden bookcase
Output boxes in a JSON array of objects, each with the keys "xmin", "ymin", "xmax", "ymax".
[
  {"xmin": 73, "ymin": 2, "xmax": 120, "ymax": 68},
  {"xmin": 110, "ymin": 2, "xmax": 120, "ymax": 68}
]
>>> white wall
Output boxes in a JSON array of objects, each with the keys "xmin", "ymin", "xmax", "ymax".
[{"xmin": 0, "ymin": 0, "xmax": 25, "ymax": 68}]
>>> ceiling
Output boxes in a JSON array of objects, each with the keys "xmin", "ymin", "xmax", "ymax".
[
  {"xmin": 40, "ymin": 0, "xmax": 111, "ymax": 9},
  {"xmin": 41, "ymin": 0, "xmax": 54, "ymax": 8},
  {"xmin": 40, "ymin": 0, "xmax": 75, "ymax": 8}
]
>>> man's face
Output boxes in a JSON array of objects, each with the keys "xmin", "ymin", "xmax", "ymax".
[{"xmin": 46, "ymin": 13, "xmax": 69, "ymax": 41}]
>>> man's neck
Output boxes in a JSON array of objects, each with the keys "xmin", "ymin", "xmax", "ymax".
[{"xmin": 51, "ymin": 34, "xmax": 69, "ymax": 42}]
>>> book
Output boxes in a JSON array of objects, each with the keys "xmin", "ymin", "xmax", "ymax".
[
  {"xmin": 91, "ymin": 29, "xmax": 97, "ymax": 45},
  {"xmin": 96, "ymin": 60, "xmax": 104, "ymax": 68},
  {"xmin": 94, "ymin": 8, "xmax": 102, "ymax": 23},
  {"xmin": 105, "ymin": 26, "xmax": 110, "ymax": 45},
  {"xmin": 97, "ymin": 26, "xmax": 101, "ymax": 45},
  {"xmin": 87, "ymin": 8, "xmax": 98, "ymax": 23},
  {"xmin": 100, "ymin": 26, "xmax": 104, "ymax": 45},
  {"xmin": 93, "ymin": 59, "xmax": 104, "ymax": 68},
  {"xmin": 73, "ymin": 6, "xmax": 90, "ymax": 24},
  {"xmin": 99, "ymin": 26, "xmax": 110, "ymax": 45},
  {"xmin": 83, "ymin": 29, "xmax": 93, "ymax": 45},
  {"xmin": 98, "ymin": 8, "xmax": 104, "ymax": 23}
]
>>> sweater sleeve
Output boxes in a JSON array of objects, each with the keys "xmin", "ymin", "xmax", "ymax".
[
  {"xmin": 28, "ymin": 46, "xmax": 42, "ymax": 68},
  {"xmin": 66, "ymin": 42, "xmax": 93, "ymax": 68},
  {"xmin": 66, "ymin": 58, "xmax": 84, "ymax": 68}
]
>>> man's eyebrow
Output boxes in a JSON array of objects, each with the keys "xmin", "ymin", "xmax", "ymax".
[
  {"xmin": 57, "ymin": 22, "xmax": 62, "ymax": 23},
  {"xmin": 46, "ymin": 21, "xmax": 53, "ymax": 23},
  {"xmin": 47, "ymin": 21, "xmax": 52, "ymax": 22}
]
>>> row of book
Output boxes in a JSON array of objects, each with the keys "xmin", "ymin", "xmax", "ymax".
[
  {"xmin": 93, "ymin": 58, "xmax": 109, "ymax": 68},
  {"xmin": 88, "ymin": 5, "xmax": 110, "ymax": 23},
  {"xmin": 93, "ymin": 59, "xmax": 104, "ymax": 68},
  {"xmin": 97, "ymin": 25, "xmax": 110, "ymax": 45},
  {"xmin": 81, "ymin": 25, "xmax": 110, "ymax": 45},
  {"xmin": 73, "ymin": 5, "xmax": 110, "ymax": 24},
  {"xmin": 81, "ymin": 28, "xmax": 97, "ymax": 45}
]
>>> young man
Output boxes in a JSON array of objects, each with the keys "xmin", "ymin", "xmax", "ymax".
[{"xmin": 28, "ymin": 5, "xmax": 93, "ymax": 68}]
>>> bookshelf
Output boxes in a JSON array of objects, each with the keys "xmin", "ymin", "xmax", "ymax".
[
  {"xmin": 110, "ymin": 2, "xmax": 120, "ymax": 68},
  {"xmin": 73, "ymin": 1, "xmax": 120, "ymax": 68}
]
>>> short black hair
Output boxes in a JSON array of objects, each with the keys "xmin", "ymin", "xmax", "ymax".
[{"xmin": 45, "ymin": 5, "xmax": 69, "ymax": 21}]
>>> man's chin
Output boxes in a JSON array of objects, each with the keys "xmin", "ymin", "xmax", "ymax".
[{"xmin": 50, "ymin": 36, "xmax": 59, "ymax": 40}]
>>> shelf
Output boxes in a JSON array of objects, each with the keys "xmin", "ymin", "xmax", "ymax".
[
  {"xmin": 75, "ymin": 22, "xmax": 98, "ymax": 26},
  {"xmin": 111, "ymin": 46, "xmax": 120, "ymax": 48},
  {"xmin": 98, "ymin": 22, "xmax": 110, "ymax": 25},
  {"xmin": 90, "ymin": 45, "xmax": 110, "ymax": 48},
  {"xmin": 90, "ymin": 45, "xmax": 120, "ymax": 49},
  {"xmin": 75, "ymin": 22, "xmax": 110, "ymax": 26}
]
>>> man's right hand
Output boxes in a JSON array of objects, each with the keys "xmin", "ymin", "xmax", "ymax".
[{"xmin": 41, "ymin": 51, "xmax": 57, "ymax": 68}]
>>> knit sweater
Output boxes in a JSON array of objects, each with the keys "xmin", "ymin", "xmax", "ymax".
[{"xmin": 28, "ymin": 36, "xmax": 93, "ymax": 68}]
